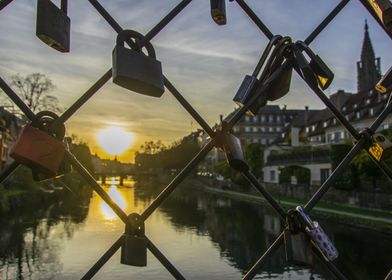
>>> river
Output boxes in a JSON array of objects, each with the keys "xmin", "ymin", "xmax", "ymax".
[{"xmin": 0, "ymin": 176, "xmax": 391, "ymax": 280}]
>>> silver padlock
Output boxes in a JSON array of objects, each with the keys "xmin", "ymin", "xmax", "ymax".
[
  {"xmin": 284, "ymin": 229, "xmax": 313, "ymax": 265},
  {"xmin": 221, "ymin": 133, "xmax": 249, "ymax": 172},
  {"xmin": 296, "ymin": 206, "xmax": 338, "ymax": 262}
]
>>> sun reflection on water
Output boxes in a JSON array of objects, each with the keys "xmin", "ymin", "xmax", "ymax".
[{"xmin": 100, "ymin": 185, "xmax": 126, "ymax": 220}]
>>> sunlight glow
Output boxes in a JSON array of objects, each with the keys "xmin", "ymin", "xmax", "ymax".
[
  {"xmin": 100, "ymin": 185, "xmax": 126, "ymax": 220},
  {"xmin": 96, "ymin": 126, "xmax": 134, "ymax": 156}
]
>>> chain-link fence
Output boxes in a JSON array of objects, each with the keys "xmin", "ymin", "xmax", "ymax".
[{"xmin": 0, "ymin": 0, "xmax": 391, "ymax": 279}]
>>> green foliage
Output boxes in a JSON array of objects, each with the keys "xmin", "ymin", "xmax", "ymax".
[
  {"xmin": 71, "ymin": 143, "xmax": 94, "ymax": 173},
  {"xmin": 330, "ymin": 144, "xmax": 359, "ymax": 190},
  {"xmin": 135, "ymin": 138, "xmax": 200, "ymax": 171},
  {"xmin": 213, "ymin": 161, "xmax": 251, "ymax": 191},
  {"xmin": 279, "ymin": 165, "xmax": 310, "ymax": 185},
  {"xmin": 244, "ymin": 143, "xmax": 264, "ymax": 178}
]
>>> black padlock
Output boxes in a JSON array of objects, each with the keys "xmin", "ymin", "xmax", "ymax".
[
  {"xmin": 210, "ymin": 0, "xmax": 227, "ymax": 25},
  {"xmin": 36, "ymin": 0, "xmax": 70, "ymax": 53},
  {"xmin": 284, "ymin": 209, "xmax": 313, "ymax": 265},
  {"xmin": 233, "ymin": 75, "xmax": 257, "ymax": 107},
  {"xmin": 368, "ymin": 133, "xmax": 392, "ymax": 161},
  {"xmin": 233, "ymin": 35, "xmax": 284, "ymax": 113},
  {"xmin": 121, "ymin": 213, "xmax": 147, "ymax": 267},
  {"xmin": 221, "ymin": 133, "xmax": 249, "ymax": 172},
  {"xmin": 376, "ymin": 65, "xmax": 392, "ymax": 94},
  {"xmin": 112, "ymin": 30, "xmax": 164, "ymax": 97},
  {"xmin": 365, "ymin": 0, "xmax": 392, "ymax": 33}
]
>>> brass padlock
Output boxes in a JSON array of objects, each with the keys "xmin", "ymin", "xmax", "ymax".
[
  {"xmin": 210, "ymin": 0, "xmax": 227, "ymax": 25},
  {"xmin": 368, "ymin": 133, "xmax": 392, "ymax": 161},
  {"xmin": 221, "ymin": 133, "xmax": 249, "ymax": 172},
  {"xmin": 36, "ymin": 0, "xmax": 70, "ymax": 52},
  {"xmin": 10, "ymin": 124, "xmax": 65, "ymax": 176},
  {"xmin": 112, "ymin": 30, "xmax": 164, "ymax": 97},
  {"xmin": 121, "ymin": 213, "xmax": 147, "ymax": 267}
]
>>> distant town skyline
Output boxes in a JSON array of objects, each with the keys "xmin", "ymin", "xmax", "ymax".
[{"xmin": 0, "ymin": 0, "xmax": 391, "ymax": 162}]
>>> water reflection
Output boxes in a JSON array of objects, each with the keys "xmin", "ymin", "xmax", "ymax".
[
  {"xmin": 0, "ymin": 177, "xmax": 391, "ymax": 280},
  {"xmin": 100, "ymin": 185, "xmax": 126, "ymax": 220}
]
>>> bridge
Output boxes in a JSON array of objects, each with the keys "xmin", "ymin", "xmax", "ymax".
[{"xmin": 91, "ymin": 155, "xmax": 135, "ymax": 186}]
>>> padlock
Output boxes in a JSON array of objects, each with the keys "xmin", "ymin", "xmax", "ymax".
[
  {"xmin": 296, "ymin": 206, "xmax": 338, "ymax": 262},
  {"xmin": 368, "ymin": 133, "xmax": 392, "ymax": 161},
  {"xmin": 210, "ymin": 0, "xmax": 227, "ymax": 25},
  {"xmin": 36, "ymin": 0, "xmax": 70, "ymax": 52},
  {"xmin": 295, "ymin": 42, "xmax": 334, "ymax": 90},
  {"xmin": 32, "ymin": 137, "xmax": 72, "ymax": 181},
  {"xmin": 10, "ymin": 125, "xmax": 65, "ymax": 176},
  {"xmin": 233, "ymin": 75, "xmax": 257, "ymax": 107},
  {"xmin": 376, "ymin": 65, "xmax": 392, "ymax": 93},
  {"xmin": 365, "ymin": 0, "xmax": 392, "ymax": 33},
  {"xmin": 284, "ymin": 209, "xmax": 313, "ymax": 265},
  {"xmin": 121, "ymin": 213, "xmax": 147, "ymax": 267},
  {"xmin": 112, "ymin": 29, "xmax": 164, "ymax": 97},
  {"xmin": 221, "ymin": 133, "xmax": 249, "ymax": 172},
  {"xmin": 284, "ymin": 229, "xmax": 313, "ymax": 266},
  {"xmin": 233, "ymin": 35, "xmax": 284, "ymax": 114}
]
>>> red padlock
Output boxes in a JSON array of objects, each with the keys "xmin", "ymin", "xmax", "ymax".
[{"xmin": 10, "ymin": 124, "xmax": 65, "ymax": 175}]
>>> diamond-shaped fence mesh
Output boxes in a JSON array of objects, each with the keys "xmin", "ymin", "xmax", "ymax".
[{"xmin": 0, "ymin": 0, "xmax": 391, "ymax": 279}]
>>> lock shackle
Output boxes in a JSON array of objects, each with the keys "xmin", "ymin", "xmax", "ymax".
[
  {"xmin": 252, "ymin": 35, "xmax": 283, "ymax": 77},
  {"xmin": 116, "ymin": 29, "xmax": 156, "ymax": 59},
  {"xmin": 295, "ymin": 206, "xmax": 315, "ymax": 230},
  {"xmin": 292, "ymin": 44, "xmax": 318, "ymax": 87},
  {"xmin": 258, "ymin": 36, "xmax": 292, "ymax": 83},
  {"xmin": 296, "ymin": 41, "xmax": 317, "ymax": 59},
  {"xmin": 32, "ymin": 111, "xmax": 66, "ymax": 140}
]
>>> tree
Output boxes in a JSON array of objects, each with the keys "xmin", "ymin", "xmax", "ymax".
[
  {"xmin": 11, "ymin": 73, "xmax": 61, "ymax": 113},
  {"xmin": 244, "ymin": 143, "xmax": 264, "ymax": 178}
]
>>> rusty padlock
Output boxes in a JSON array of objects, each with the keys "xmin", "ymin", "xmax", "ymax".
[
  {"xmin": 10, "ymin": 125, "xmax": 65, "ymax": 176},
  {"xmin": 112, "ymin": 29, "xmax": 164, "ymax": 97},
  {"xmin": 121, "ymin": 213, "xmax": 147, "ymax": 267},
  {"xmin": 36, "ymin": 0, "xmax": 70, "ymax": 52},
  {"xmin": 368, "ymin": 133, "xmax": 392, "ymax": 162},
  {"xmin": 284, "ymin": 209, "xmax": 313, "ymax": 265}
]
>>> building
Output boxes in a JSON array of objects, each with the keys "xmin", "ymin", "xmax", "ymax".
[
  {"xmin": 263, "ymin": 21, "xmax": 392, "ymax": 185},
  {"xmin": 0, "ymin": 107, "xmax": 22, "ymax": 169}
]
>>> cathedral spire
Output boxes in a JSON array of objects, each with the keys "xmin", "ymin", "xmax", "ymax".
[{"xmin": 357, "ymin": 20, "xmax": 381, "ymax": 93}]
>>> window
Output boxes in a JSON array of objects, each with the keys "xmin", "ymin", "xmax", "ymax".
[
  {"xmin": 354, "ymin": 104, "xmax": 358, "ymax": 109},
  {"xmin": 261, "ymin": 115, "xmax": 266, "ymax": 122},
  {"xmin": 261, "ymin": 127, "xmax": 266, "ymax": 132},
  {"xmin": 340, "ymin": 131, "xmax": 345, "ymax": 139},
  {"xmin": 245, "ymin": 116, "xmax": 250, "ymax": 122},
  {"xmin": 342, "ymin": 106, "xmax": 347, "ymax": 111},
  {"xmin": 306, "ymin": 127, "xmax": 310, "ymax": 133},
  {"xmin": 323, "ymin": 121, "xmax": 328, "ymax": 128},
  {"xmin": 270, "ymin": 170, "xmax": 276, "ymax": 181},
  {"xmin": 370, "ymin": 108, "xmax": 374, "ymax": 116},
  {"xmin": 366, "ymin": 99, "xmax": 371, "ymax": 104},
  {"xmin": 261, "ymin": 138, "xmax": 267, "ymax": 145},
  {"xmin": 276, "ymin": 116, "xmax": 281, "ymax": 122},
  {"xmin": 320, "ymin": 168, "xmax": 330, "ymax": 184},
  {"xmin": 312, "ymin": 125, "xmax": 316, "ymax": 131},
  {"xmin": 333, "ymin": 119, "xmax": 337, "ymax": 125},
  {"xmin": 233, "ymin": 127, "xmax": 239, "ymax": 133},
  {"xmin": 356, "ymin": 112, "xmax": 360, "ymax": 119},
  {"xmin": 269, "ymin": 115, "xmax": 274, "ymax": 122},
  {"xmin": 245, "ymin": 127, "xmax": 250, "ymax": 132},
  {"xmin": 253, "ymin": 138, "xmax": 258, "ymax": 143},
  {"xmin": 384, "ymin": 124, "xmax": 390, "ymax": 130},
  {"xmin": 276, "ymin": 127, "xmax": 281, "ymax": 132},
  {"xmin": 252, "ymin": 116, "xmax": 258, "ymax": 122},
  {"xmin": 252, "ymin": 127, "xmax": 258, "ymax": 132}
]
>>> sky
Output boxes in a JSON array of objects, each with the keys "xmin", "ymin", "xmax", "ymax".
[{"xmin": 0, "ymin": 0, "xmax": 391, "ymax": 162}]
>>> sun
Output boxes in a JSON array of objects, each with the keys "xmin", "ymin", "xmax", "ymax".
[{"xmin": 96, "ymin": 126, "xmax": 134, "ymax": 156}]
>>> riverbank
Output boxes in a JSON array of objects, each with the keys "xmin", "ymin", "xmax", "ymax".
[{"xmin": 186, "ymin": 177, "xmax": 392, "ymax": 233}]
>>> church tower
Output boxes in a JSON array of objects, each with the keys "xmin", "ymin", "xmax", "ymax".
[{"xmin": 357, "ymin": 20, "xmax": 382, "ymax": 93}]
